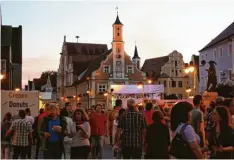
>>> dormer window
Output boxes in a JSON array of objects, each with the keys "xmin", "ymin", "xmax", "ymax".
[
  {"xmin": 104, "ymin": 65, "xmax": 110, "ymax": 74},
  {"xmin": 127, "ymin": 65, "xmax": 134, "ymax": 74}
]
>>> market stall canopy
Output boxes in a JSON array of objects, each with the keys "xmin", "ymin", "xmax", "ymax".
[
  {"xmin": 39, "ymin": 92, "xmax": 52, "ymax": 100},
  {"xmin": 111, "ymin": 84, "xmax": 164, "ymax": 94}
]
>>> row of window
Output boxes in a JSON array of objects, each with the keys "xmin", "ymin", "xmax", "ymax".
[
  {"xmin": 159, "ymin": 80, "xmax": 183, "ymax": 88},
  {"xmin": 201, "ymin": 43, "xmax": 232, "ymax": 61},
  {"xmin": 104, "ymin": 65, "xmax": 133, "ymax": 74}
]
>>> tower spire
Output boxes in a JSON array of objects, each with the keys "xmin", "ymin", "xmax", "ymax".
[
  {"xmin": 133, "ymin": 42, "xmax": 140, "ymax": 59},
  {"xmin": 113, "ymin": 7, "xmax": 122, "ymax": 25},
  {"xmin": 116, "ymin": 6, "xmax": 118, "ymax": 14}
]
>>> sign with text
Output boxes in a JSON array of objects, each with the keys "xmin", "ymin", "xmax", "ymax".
[{"xmin": 1, "ymin": 91, "xmax": 39, "ymax": 118}]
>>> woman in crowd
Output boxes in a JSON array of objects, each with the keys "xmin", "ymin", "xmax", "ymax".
[
  {"xmin": 208, "ymin": 107, "xmax": 234, "ymax": 159},
  {"xmin": 70, "ymin": 109, "xmax": 91, "ymax": 159},
  {"xmin": 170, "ymin": 102, "xmax": 203, "ymax": 159},
  {"xmin": 145, "ymin": 110, "xmax": 170, "ymax": 159},
  {"xmin": 144, "ymin": 103, "xmax": 154, "ymax": 126},
  {"xmin": 1, "ymin": 112, "xmax": 12, "ymax": 159}
]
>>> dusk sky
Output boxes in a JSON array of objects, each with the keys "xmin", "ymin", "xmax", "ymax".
[{"xmin": 1, "ymin": 1, "xmax": 234, "ymax": 86}]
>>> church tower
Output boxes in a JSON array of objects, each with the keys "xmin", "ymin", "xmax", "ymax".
[
  {"xmin": 132, "ymin": 44, "xmax": 141, "ymax": 69},
  {"xmin": 112, "ymin": 12, "xmax": 125, "ymax": 78}
]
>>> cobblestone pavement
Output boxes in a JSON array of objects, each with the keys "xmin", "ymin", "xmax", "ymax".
[{"xmin": 4, "ymin": 144, "xmax": 114, "ymax": 159}]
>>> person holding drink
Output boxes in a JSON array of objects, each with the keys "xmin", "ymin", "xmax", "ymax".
[
  {"xmin": 70, "ymin": 109, "xmax": 91, "ymax": 159},
  {"xmin": 40, "ymin": 104, "xmax": 67, "ymax": 159}
]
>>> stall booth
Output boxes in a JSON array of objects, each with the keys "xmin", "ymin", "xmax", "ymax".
[{"xmin": 109, "ymin": 84, "xmax": 164, "ymax": 109}]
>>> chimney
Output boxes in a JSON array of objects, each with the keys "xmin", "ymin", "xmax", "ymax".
[
  {"xmin": 75, "ymin": 36, "xmax": 79, "ymax": 43},
  {"xmin": 64, "ymin": 35, "xmax": 66, "ymax": 42}
]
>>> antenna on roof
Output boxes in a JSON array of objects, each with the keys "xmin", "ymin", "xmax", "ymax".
[{"xmin": 75, "ymin": 36, "xmax": 79, "ymax": 43}]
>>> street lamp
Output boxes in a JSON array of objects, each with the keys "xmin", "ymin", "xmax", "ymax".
[
  {"xmin": 184, "ymin": 62, "xmax": 196, "ymax": 96},
  {"xmin": 147, "ymin": 79, "xmax": 152, "ymax": 84},
  {"xmin": 103, "ymin": 91, "xmax": 108, "ymax": 97},
  {"xmin": 0, "ymin": 74, "xmax": 4, "ymax": 80},
  {"xmin": 137, "ymin": 82, "xmax": 145, "ymax": 102},
  {"xmin": 137, "ymin": 82, "xmax": 143, "ymax": 89},
  {"xmin": 15, "ymin": 88, "xmax": 20, "ymax": 91},
  {"xmin": 185, "ymin": 87, "xmax": 191, "ymax": 99}
]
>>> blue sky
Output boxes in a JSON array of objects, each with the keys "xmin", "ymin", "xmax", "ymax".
[{"xmin": 1, "ymin": 1, "xmax": 234, "ymax": 86}]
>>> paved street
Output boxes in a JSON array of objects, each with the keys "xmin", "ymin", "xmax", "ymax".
[
  {"xmin": 5, "ymin": 144, "xmax": 114, "ymax": 159},
  {"xmin": 103, "ymin": 145, "xmax": 113, "ymax": 159}
]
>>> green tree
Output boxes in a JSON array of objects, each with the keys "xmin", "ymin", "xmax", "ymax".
[{"xmin": 40, "ymin": 70, "xmax": 57, "ymax": 80}]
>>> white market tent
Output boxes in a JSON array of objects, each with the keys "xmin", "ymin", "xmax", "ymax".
[
  {"xmin": 111, "ymin": 84, "xmax": 164, "ymax": 95},
  {"xmin": 110, "ymin": 84, "xmax": 164, "ymax": 108}
]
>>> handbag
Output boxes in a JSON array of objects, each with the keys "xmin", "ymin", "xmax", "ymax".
[{"xmin": 170, "ymin": 124, "xmax": 196, "ymax": 159}]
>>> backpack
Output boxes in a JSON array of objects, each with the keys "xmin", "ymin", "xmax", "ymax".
[{"xmin": 170, "ymin": 124, "xmax": 196, "ymax": 159}]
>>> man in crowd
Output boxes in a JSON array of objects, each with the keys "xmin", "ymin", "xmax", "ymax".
[
  {"xmin": 76, "ymin": 102, "xmax": 82, "ymax": 109},
  {"xmin": 115, "ymin": 99, "xmax": 147, "ymax": 159},
  {"xmin": 39, "ymin": 104, "xmax": 67, "ymax": 159},
  {"xmin": 65, "ymin": 102, "xmax": 73, "ymax": 118},
  {"xmin": 215, "ymin": 96, "xmax": 225, "ymax": 107},
  {"xmin": 25, "ymin": 108, "xmax": 34, "ymax": 158},
  {"xmin": 191, "ymin": 95, "xmax": 205, "ymax": 147},
  {"xmin": 25, "ymin": 108, "xmax": 34, "ymax": 125},
  {"xmin": 89, "ymin": 104, "xmax": 108, "ymax": 159},
  {"xmin": 6, "ymin": 110, "xmax": 33, "ymax": 159}
]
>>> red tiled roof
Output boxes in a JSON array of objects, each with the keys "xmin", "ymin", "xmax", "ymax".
[
  {"xmin": 64, "ymin": 42, "xmax": 108, "ymax": 55},
  {"xmin": 141, "ymin": 56, "xmax": 169, "ymax": 79},
  {"xmin": 73, "ymin": 49, "xmax": 112, "ymax": 86}
]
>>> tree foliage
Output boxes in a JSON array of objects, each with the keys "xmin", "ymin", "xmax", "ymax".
[
  {"xmin": 40, "ymin": 70, "xmax": 57, "ymax": 80},
  {"xmin": 216, "ymin": 83, "xmax": 234, "ymax": 98}
]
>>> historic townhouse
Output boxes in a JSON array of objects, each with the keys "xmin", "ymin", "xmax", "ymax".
[
  {"xmin": 199, "ymin": 21, "xmax": 234, "ymax": 93},
  {"xmin": 142, "ymin": 50, "xmax": 191, "ymax": 99},
  {"xmin": 58, "ymin": 13, "xmax": 146, "ymax": 109}
]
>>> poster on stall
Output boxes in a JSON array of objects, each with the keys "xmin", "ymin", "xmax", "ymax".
[{"xmin": 1, "ymin": 91, "xmax": 39, "ymax": 118}]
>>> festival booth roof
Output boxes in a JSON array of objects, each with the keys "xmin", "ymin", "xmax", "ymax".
[
  {"xmin": 111, "ymin": 84, "xmax": 164, "ymax": 94},
  {"xmin": 39, "ymin": 92, "xmax": 52, "ymax": 100}
]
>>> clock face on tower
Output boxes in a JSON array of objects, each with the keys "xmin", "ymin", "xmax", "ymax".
[{"xmin": 116, "ymin": 54, "xmax": 121, "ymax": 59}]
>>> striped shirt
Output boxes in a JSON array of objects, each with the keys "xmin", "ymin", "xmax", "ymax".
[
  {"xmin": 118, "ymin": 109, "xmax": 147, "ymax": 148},
  {"xmin": 10, "ymin": 118, "xmax": 32, "ymax": 146}
]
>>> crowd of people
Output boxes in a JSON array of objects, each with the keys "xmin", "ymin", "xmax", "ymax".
[{"xmin": 1, "ymin": 95, "xmax": 234, "ymax": 159}]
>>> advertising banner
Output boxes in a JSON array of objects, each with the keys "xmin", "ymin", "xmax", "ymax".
[{"xmin": 1, "ymin": 91, "xmax": 39, "ymax": 118}]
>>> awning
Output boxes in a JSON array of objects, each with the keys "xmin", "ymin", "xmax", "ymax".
[
  {"xmin": 111, "ymin": 84, "xmax": 164, "ymax": 94},
  {"xmin": 39, "ymin": 92, "xmax": 52, "ymax": 100}
]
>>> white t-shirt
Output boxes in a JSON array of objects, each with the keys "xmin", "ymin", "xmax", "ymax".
[
  {"xmin": 71, "ymin": 121, "xmax": 91, "ymax": 147},
  {"xmin": 25, "ymin": 115, "xmax": 34, "ymax": 125},
  {"xmin": 174, "ymin": 123, "xmax": 200, "ymax": 144}
]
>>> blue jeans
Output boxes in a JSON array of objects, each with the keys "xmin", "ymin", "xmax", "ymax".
[{"xmin": 91, "ymin": 135, "xmax": 104, "ymax": 159}]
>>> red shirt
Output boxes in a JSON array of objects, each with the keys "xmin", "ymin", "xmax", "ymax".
[
  {"xmin": 38, "ymin": 112, "xmax": 49, "ymax": 125},
  {"xmin": 144, "ymin": 110, "xmax": 154, "ymax": 126},
  {"xmin": 89, "ymin": 112, "xmax": 107, "ymax": 136}
]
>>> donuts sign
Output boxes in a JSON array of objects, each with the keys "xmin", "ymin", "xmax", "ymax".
[{"xmin": 1, "ymin": 91, "xmax": 39, "ymax": 117}]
